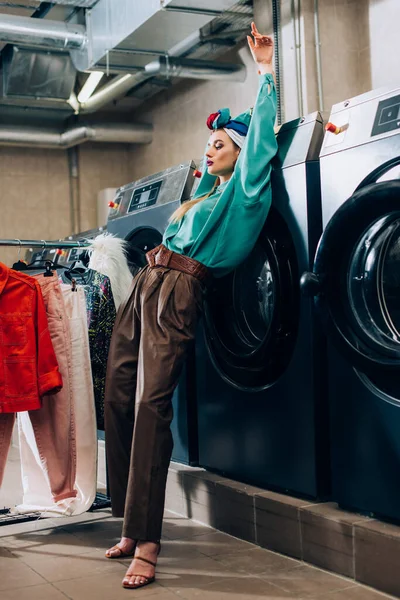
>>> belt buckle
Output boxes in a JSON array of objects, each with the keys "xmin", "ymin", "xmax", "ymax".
[
  {"xmin": 146, "ymin": 245, "xmax": 160, "ymax": 267},
  {"xmin": 157, "ymin": 245, "xmax": 172, "ymax": 267}
]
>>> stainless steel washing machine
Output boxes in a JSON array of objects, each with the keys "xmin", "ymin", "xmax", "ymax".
[
  {"xmin": 302, "ymin": 86, "xmax": 400, "ymax": 519},
  {"xmin": 196, "ymin": 112, "xmax": 331, "ymax": 498}
]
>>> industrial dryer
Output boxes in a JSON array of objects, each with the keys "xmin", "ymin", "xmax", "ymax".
[
  {"xmin": 196, "ymin": 113, "xmax": 331, "ymax": 498},
  {"xmin": 302, "ymin": 86, "xmax": 400, "ymax": 519}
]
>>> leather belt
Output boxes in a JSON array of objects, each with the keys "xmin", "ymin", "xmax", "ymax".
[{"xmin": 146, "ymin": 244, "xmax": 211, "ymax": 284}]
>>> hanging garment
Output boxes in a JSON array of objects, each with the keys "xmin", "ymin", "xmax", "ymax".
[
  {"xmin": 0, "ymin": 412, "xmax": 17, "ymax": 488},
  {"xmin": 0, "ymin": 262, "xmax": 62, "ymax": 414},
  {"xmin": 60, "ymin": 269, "xmax": 116, "ymax": 430},
  {"xmin": 18, "ymin": 274, "xmax": 77, "ymax": 503},
  {"xmin": 16, "ymin": 283, "xmax": 97, "ymax": 516},
  {"xmin": 88, "ymin": 233, "xmax": 133, "ymax": 310},
  {"xmin": 84, "ymin": 272, "xmax": 116, "ymax": 430}
]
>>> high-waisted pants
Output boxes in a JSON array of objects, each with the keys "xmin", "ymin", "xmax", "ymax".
[{"xmin": 104, "ymin": 265, "xmax": 203, "ymax": 541}]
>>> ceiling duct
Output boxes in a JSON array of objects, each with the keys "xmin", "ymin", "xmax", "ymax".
[
  {"xmin": 3, "ymin": 46, "xmax": 76, "ymax": 100},
  {"xmin": 46, "ymin": 1, "xmax": 98, "ymax": 6},
  {"xmin": 0, "ymin": 13, "xmax": 86, "ymax": 50},
  {"xmin": 70, "ymin": 0, "xmax": 242, "ymax": 71},
  {"xmin": 0, "ymin": 121, "xmax": 153, "ymax": 149}
]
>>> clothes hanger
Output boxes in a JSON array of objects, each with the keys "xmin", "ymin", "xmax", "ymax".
[{"xmin": 11, "ymin": 240, "xmax": 27, "ymax": 270}]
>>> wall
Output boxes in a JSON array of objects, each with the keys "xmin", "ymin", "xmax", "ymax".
[
  {"xmin": 0, "ymin": 143, "xmax": 132, "ymax": 267},
  {"xmin": 128, "ymin": 45, "xmax": 259, "ymax": 181},
  {"xmin": 368, "ymin": 0, "xmax": 400, "ymax": 90}
]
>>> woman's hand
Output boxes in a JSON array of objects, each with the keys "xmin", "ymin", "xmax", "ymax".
[{"xmin": 247, "ymin": 22, "xmax": 274, "ymax": 75}]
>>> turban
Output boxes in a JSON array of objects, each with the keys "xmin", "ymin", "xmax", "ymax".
[{"xmin": 206, "ymin": 107, "xmax": 252, "ymax": 149}]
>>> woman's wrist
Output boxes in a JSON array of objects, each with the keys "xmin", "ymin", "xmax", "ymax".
[{"xmin": 257, "ymin": 62, "xmax": 274, "ymax": 75}]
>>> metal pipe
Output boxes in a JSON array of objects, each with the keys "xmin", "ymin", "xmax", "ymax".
[
  {"xmin": 145, "ymin": 56, "xmax": 246, "ymax": 81},
  {"xmin": 78, "ymin": 57, "xmax": 246, "ymax": 114},
  {"xmin": 0, "ymin": 122, "xmax": 153, "ymax": 148},
  {"xmin": 272, "ymin": 0, "xmax": 283, "ymax": 125},
  {"xmin": 0, "ymin": 13, "xmax": 86, "ymax": 50},
  {"xmin": 77, "ymin": 72, "xmax": 151, "ymax": 113},
  {"xmin": 67, "ymin": 146, "xmax": 80, "ymax": 234},
  {"xmin": 292, "ymin": 0, "xmax": 304, "ymax": 116},
  {"xmin": 314, "ymin": 0, "xmax": 324, "ymax": 112},
  {"xmin": 0, "ymin": 239, "xmax": 90, "ymax": 249}
]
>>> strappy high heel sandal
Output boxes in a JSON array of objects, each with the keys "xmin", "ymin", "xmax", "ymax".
[
  {"xmin": 105, "ymin": 542, "xmax": 136, "ymax": 559},
  {"xmin": 122, "ymin": 542, "xmax": 161, "ymax": 590}
]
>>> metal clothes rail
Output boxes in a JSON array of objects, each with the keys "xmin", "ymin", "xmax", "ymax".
[
  {"xmin": 0, "ymin": 237, "xmax": 111, "ymax": 526},
  {"xmin": 0, "ymin": 238, "xmax": 90, "ymax": 249}
]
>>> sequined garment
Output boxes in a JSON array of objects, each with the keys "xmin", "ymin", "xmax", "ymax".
[{"xmin": 60, "ymin": 269, "xmax": 116, "ymax": 430}]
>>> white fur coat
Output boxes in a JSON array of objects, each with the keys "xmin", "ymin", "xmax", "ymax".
[{"xmin": 88, "ymin": 233, "xmax": 133, "ymax": 310}]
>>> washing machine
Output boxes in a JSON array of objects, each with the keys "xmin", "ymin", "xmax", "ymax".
[
  {"xmin": 301, "ymin": 86, "xmax": 400, "ymax": 520},
  {"xmin": 107, "ymin": 160, "xmax": 199, "ymax": 465},
  {"xmin": 56, "ymin": 225, "xmax": 107, "ymax": 267},
  {"xmin": 196, "ymin": 113, "xmax": 331, "ymax": 498}
]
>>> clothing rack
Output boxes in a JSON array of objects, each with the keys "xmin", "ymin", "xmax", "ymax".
[
  {"xmin": 0, "ymin": 237, "xmax": 111, "ymax": 526},
  {"xmin": 0, "ymin": 238, "xmax": 90, "ymax": 249}
]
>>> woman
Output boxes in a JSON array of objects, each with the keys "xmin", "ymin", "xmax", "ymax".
[{"xmin": 104, "ymin": 22, "xmax": 277, "ymax": 590}]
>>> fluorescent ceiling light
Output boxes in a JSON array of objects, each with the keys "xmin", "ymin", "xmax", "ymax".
[{"xmin": 77, "ymin": 71, "xmax": 104, "ymax": 103}]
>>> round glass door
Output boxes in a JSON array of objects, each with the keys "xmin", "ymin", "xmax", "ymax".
[
  {"xmin": 348, "ymin": 216, "xmax": 400, "ymax": 353},
  {"xmin": 311, "ymin": 176, "xmax": 400, "ymax": 370},
  {"xmin": 204, "ymin": 208, "xmax": 299, "ymax": 391}
]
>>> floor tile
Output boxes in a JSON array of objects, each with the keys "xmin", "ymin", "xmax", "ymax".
[
  {"xmin": 213, "ymin": 546, "xmax": 302, "ymax": 576},
  {"xmin": 166, "ymin": 573, "xmax": 301, "ymax": 599},
  {"xmin": 1, "ymin": 528, "xmax": 97, "ymax": 555},
  {"xmin": 178, "ymin": 530, "xmax": 255, "ymax": 557},
  {"xmin": 156, "ymin": 553, "xmax": 237, "ymax": 592},
  {"xmin": 262, "ymin": 564, "xmax": 354, "ymax": 597},
  {"xmin": 12, "ymin": 547, "xmax": 127, "ymax": 583},
  {"xmin": 313, "ymin": 584, "xmax": 397, "ymax": 599},
  {"xmin": 0, "ymin": 582, "xmax": 70, "ymax": 600},
  {"xmin": 0, "ymin": 546, "xmax": 47, "ymax": 591},
  {"xmin": 0, "ymin": 517, "xmax": 57, "ymax": 538},
  {"xmin": 53, "ymin": 569, "xmax": 169, "ymax": 599},
  {"xmin": 162, "ymin": 518, "xmax": 215, "ymax": 540}
]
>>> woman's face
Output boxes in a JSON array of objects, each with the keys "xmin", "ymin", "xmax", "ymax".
[{"xmin": 205, "ymin": 129, "xmax": 240, "ymax": 182}]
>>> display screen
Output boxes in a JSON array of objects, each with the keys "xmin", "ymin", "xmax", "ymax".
[
  {"xmin": 128, "ymin": 180, "xmax": 162, "ymax": 213},
  {"xmin": 68, "ymin": 248, "xmax": 80, "ymax": 262},
  {"xmin": 371, "ymin": 94, "xmax": 400, "ymax": 137}
]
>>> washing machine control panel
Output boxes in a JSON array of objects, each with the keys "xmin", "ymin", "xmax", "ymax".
[
  {"xmin": 372, "ymin": 94, "xmax": 400, "ymax": 137},
  {"xmin": 108, "ymin": 160, "xmax": 197, "ymax": 222},
  {"xmin": 128, "ymin": 180, "xmax": 162, "ymax": 213}
]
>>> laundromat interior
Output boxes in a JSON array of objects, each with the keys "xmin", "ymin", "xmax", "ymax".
[{"xmin": 1, "ymin": 1, "xmax": 400, "ymax": 599}]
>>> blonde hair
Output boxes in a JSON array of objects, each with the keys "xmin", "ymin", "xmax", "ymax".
[{"xmin": 169, "ymin": 180, "xmax": 218, "ymax": 223}]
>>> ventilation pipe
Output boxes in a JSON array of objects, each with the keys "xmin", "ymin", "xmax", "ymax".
[
  {"xmin": 0, "ymin": 122, "xmax": 153, "ymax": 149},
  {"xmin": 0, "ymin": 14, "xmax": 86, "ymax": 50},
  {"xmin": 75, "ymin": 56, "xmax": 246, "ymax": 114}
]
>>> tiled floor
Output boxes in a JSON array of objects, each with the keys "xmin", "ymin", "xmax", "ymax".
[
  {"xmin": 0, "ymin": 508, "xmax": 397, "ymax": 600},
  {"xmin": 0, "ymin": 444, "xmax": 397, "ymax": 600}
]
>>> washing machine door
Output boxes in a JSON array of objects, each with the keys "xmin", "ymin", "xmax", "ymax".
[
  {"xmin": 303, "ymin": 177, "xmax": 400, "ymax": 371},
  {"xmin": 203, "ymin": 208, "xmax": 299, "ymax": 391},
  {"xmin": 124, "ymin": 226, "xmax": 163, "ymax": 276}
]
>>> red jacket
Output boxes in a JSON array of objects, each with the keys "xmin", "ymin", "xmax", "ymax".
[{"xmin": 0, "ymin": 263, "xmax": 63, "ymax": 413}]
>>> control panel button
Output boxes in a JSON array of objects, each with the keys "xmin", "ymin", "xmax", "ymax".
[
  {"xmin": 108, "ymin": 201, "xmax": 119, "ymax": 209},
  {"xmin": 193, "ymin": 169, "xmax": 202, "ymax": 178},
  {"xmin": 325, "ymin": 122, "xmax": 343, "ymax": 135}
]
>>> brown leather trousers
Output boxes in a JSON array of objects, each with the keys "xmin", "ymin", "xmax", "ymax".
[{"xmin": 104, "ymin": 265, "xmax": 203, "ymax": 541}]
